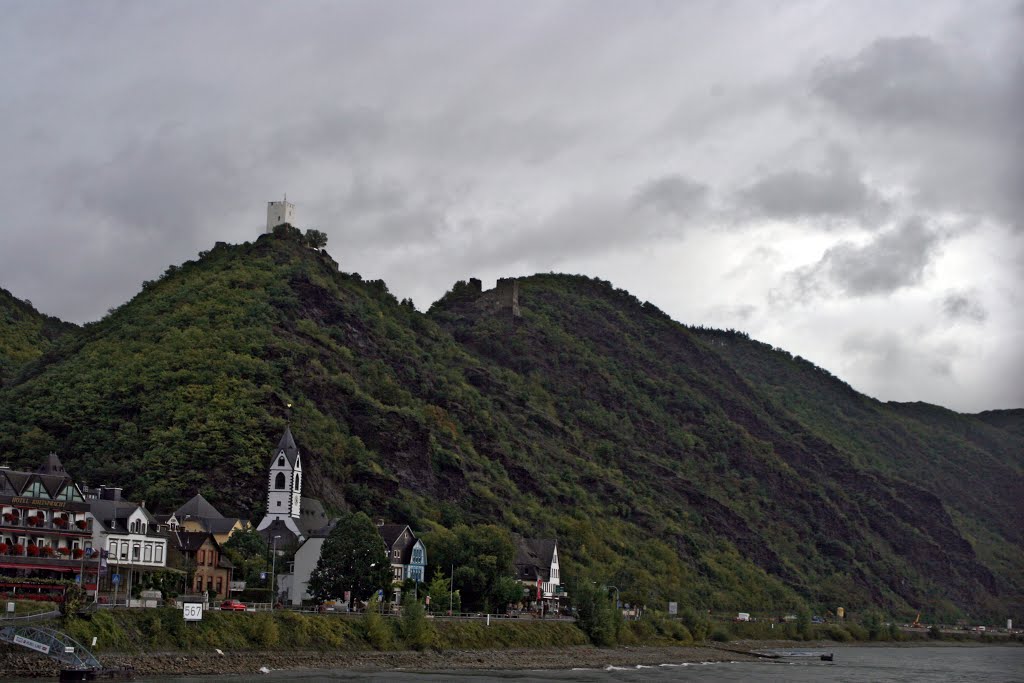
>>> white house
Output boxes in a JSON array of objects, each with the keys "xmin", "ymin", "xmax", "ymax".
[{"xmin": 85, "ymin": 487, "xmax": 168, "ymax": 598}]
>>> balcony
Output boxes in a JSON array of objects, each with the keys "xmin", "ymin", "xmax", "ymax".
[
  {"xmin": 0, "ymin": 516, "xmax": 92, "ymax": 534},
  {"xmin": 0, "ymin": 552, "xmax": 92, "ymax": 570}
]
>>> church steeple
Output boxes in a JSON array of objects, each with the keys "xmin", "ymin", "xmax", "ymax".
[{"xmin": 256, "ymin": 425, "xmax": 304, "ymax": 538}]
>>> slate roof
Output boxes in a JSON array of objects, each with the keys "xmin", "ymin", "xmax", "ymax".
[
  {"xmin": 257, "ymin": 518, "xmax": 301, "ymax": 546},
  {"xmin": 89, "ymin": 498, "xmax": 159, "ymax": 534},
  {"xmin": 272, "ymin": 427, "xmax": 301, "ymax": 467},
  {"xmin": 378, "ymin": 523, "xmax": 418, "ymax": 564},
  {"xmin": 204, "ymin": 518, "xmax": 242, "ymax": 535},
  {"xmin": 36, "ymin": 452, "xmax": 67, "ymax": 476},
  {"xmin": 167, "ymin": 530, "xmax": 212, "ymax": 553},
  {"xmin": 174, "ymin": 494, "xmax": 224, "ymax": 520},
  {"xmin": 514, "ymin": 538, "xmax": 557, "ymax": 582}
]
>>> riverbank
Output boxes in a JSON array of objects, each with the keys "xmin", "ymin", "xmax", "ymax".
[{"xmin": 0, "ymin": 645, "xmax": 759, "ymax": 678}]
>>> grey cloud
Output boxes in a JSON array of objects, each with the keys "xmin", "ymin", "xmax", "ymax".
[
  {"xmin": 842, "ymin": 331, "xmax": 955, "ymax": 380},
  {"xmin": 631, "ymin": 175, "xmax": 708, "ymax": 216},
  {"xmin": 942, "ymin": 291, "xmax": 988, "ymax": 324},
  {"xmin": 736, "ymin": 147, "xmax": 886, "ymax": 224},
  {"xmin": 811, "ymin": 33, "xmax": 1024, "ymax": 230},
  {"xmin": 780, "ymin": 217, "xmax": 944, "ymax": 301}
]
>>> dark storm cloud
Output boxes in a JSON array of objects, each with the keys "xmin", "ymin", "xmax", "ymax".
[
  {"xmin": 780, "ymin": 217, "xmax": 945, "ymax": 301},
  {"xmin": 736, "ymin": 146, "xmax": 887, "ymax": 224},
  {"xmin": 811, "ymin": 33, "xmax": 1024, "ymax": 229},
  {"xmin": 942, "ymin": 291, "xmax": 988, "ymax": 323}
]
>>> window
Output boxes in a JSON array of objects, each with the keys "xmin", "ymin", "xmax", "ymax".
[
  {"xmin": 294, "ymin": 474, "xmax": 300, "ymax": 490},
  {"xmin": 155, "ymin": 545, "xmax": 163, "ymax": 563},
  {"xmin": 144, "ymin": 545, "xmax": 152, "ymax": 562},
  {"xmin": 208, "ymin": 552, "xmax": 215, "ymax": 566},
  {"xmin": 132, "ymin": 545, "xmax": 140, "ymax": 561},
  {"xmin": 277, "ymin": 456, "xmax": 285, "ymax": 467},
  {"xmin": 198, "ymin": 550, "xmax": 205, "ymax": 564},
  {"xmin": 411, "ymin": 548, "xmax": 423, "ymax": 564},
  {"xmin": 216, "ymin": 577, "xmax": 223, "ymax": 594},
  {"xmin": 275, "ymin": 473, "xmax": 286, "ymax": 489},
  {"xmin": 195, "ymin": 577, "xmax": 203, "ymax": 591},
  {"xmin": 393, "ymin": 550, "xmax": 400, "ymax": 558}
]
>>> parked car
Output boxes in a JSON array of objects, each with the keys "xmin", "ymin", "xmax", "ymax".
[{"xmin": 220, "ymin": 599, "xmax": 247, "ymax": 611}]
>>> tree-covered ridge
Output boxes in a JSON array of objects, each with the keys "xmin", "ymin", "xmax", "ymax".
[
  {"xmin": 0, "ymin": 286, "xmax": 77, "ymax": 385},
  {"xmin": 0, "ymin": 235, "xmax": 1019, "ymax": 623},
  {"xmin": 689, "ymin": 327, "xmax": 1024, "ymax": 608}
]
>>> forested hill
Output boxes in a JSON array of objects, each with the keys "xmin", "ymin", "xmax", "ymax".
[
  {"xmin": 0, "ymin": 229, "xmax": 1020, "ymax": 622},
  {"xmin": 0, "ymin": 286, "xmax": 77, "ymax": 385}
]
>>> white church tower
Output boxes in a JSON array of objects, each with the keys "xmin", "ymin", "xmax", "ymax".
[
  {"xmin": 256, "ymin": 426, "xmax": 304, "ymax": 539},
  {"xmin": 266, "ymin": 195, "xmax": 295, "ymax": 232}
]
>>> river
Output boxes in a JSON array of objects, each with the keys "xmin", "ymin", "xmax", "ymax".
[{"xmin": 96, "ymin": 646, "xmax": 1022, "ymax": 683}]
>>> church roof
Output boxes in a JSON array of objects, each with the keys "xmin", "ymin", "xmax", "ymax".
[
  {"xmin": 272, "ymin": 426, "xmax": 301, "ymax": 467},
  {"xmin": 174, "ymin": 494, "xmax": 224, "ymax": 520}
]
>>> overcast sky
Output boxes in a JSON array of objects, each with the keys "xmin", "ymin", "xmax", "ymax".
[{"xmin": 1, "ymin": 1, "xmax": 1021, "ymax": 413}]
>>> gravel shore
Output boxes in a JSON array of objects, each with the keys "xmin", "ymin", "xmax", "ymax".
[{"xmin": 0, "ymin": 644, "xmax": 760, "ymax": 678}]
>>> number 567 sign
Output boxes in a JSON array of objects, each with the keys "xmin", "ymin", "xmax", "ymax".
[{"xmin": 183, "ymin": 602, "xmax": 204, "ymax": 621}]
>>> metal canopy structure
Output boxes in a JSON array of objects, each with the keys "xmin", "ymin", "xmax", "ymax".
[{"xmin": 0, "ymin": 623, "xmax": 102, "ymax": 671}]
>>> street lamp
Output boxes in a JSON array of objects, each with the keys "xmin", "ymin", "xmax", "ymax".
[{"xmin": 270, "ymin": 535, "xmax": 281, "ymax": 610}]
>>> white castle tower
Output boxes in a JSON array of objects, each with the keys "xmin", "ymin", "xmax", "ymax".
[
  {"xmin": 266, "ymin": 195, "xmax": 295, "ymax": 232},
  {"xmin": 256, "ymin": 426, "xmax": 304, "ymax": 539}
]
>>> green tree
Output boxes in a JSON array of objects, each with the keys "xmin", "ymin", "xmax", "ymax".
[
  {"xmin": 308, "ymin": 511, "xmax": 390, "ymax": 606},
  {"xmin": 222, "ymin": 528, "xmax": 270, "ymax": 586},
  {"xmin": 571, "ymin": 579, "xmax": 621, "ymax": 646},
  {"xmin": 421, "ymin": 523, "xmax": 516, "ymax": 612},
  {"xmin": 304, "ymin": 229, "xmax": 328, "ymax": 249},
  {"xmin": 400, "ymin": 592, "xmax": 433, "ymax": 650},
  {"xmin": 426, "ymin": 570, "xmax": 459, "ymax": 614}
]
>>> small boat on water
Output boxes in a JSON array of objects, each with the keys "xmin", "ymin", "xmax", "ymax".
[{"xmin": 820, "ymin": 653, "xmax": 834, "ymax": 661}]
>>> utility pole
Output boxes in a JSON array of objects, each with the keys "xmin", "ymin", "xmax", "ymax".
[{"xmin": 449, "ymin": 564, "xmax": 454, "ymax": 616}]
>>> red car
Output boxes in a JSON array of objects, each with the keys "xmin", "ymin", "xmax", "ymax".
[{"xmin": 220, "ymin": 599, "xmax": 247, "ymax": 611}]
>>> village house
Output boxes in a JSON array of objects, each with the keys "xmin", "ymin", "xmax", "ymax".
[
  {"xmin": 0, "ymin": 454, "xmax": 96, "ymax": 596},
  {"xmin": 377, "ymin": 521, "xmax": 427, "ymax": 603},
  {"xmin": 84, "ymin": 485, "xmax": 169, "ymax": 596},
  {"xmin": 164, "ymin": 530, "xmax": 233, "ymax": 600},
  {"xmin": 157, "ymin": 493, "xmax": 248, "ymax": 544},
  {"xmin": 514, "ymin": 537, "xmax": 563, "ymax": 612}
]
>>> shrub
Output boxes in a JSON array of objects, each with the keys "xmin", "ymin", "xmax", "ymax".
[
  {"xmin": 710, "ymin": 627, "xmax": 731, "ymax": 642},
  {"xmin": 400, "ymin": 596, "xmax": 433, "ymax": 651}
]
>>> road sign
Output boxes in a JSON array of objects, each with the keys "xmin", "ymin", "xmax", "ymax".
[
  {"xmin": 183, "ymin": 602, "xmax": 204, "ymax": 621},
  {"xmin": 111, "ymin": 574, "xmax": 120, "ymax": 585},
  {"xmin": 668, "ymin": 602, "xmax": 678, "ymax": 615},
  {"xmin": 260, "ymin": 572, "xmax": 267, "ymax": 580}
]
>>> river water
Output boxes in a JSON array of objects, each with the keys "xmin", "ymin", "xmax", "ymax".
[{"xmin": 118, "ymin": 646, "xmax": 1023, "ymax": 683}]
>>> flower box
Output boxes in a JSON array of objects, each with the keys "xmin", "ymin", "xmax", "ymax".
[
  {"xmin": 40, "ymin": 546, "xmax": 54, "ymax": 557},
  {"xmin": 75, "ymin": 520, "xmax": 88, "ymax": 530},
  {"xmin": 27, "ymin": 545, "xmax": 39, "ymax": 557},
  {"xmin": 13, "ymin": 544, "xmax": 24, "ymax": 555},
  {"xmin": 0, "ymin": 543, "xmax": 8, "ymax": 555},
  {"xmin": 55, "ymin": 518, "xmax": 69, "ymax": 528},
  {"xmin": 72, "ymin": 548, "xmax": 84, "ymax": 559},
  {"xmin": 57, "ymin": 547, "xmax": 71, "ymax": 556},
  {"xmin": 2, "ymin": 513, "xmax": 12, "ymax": 523}
]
